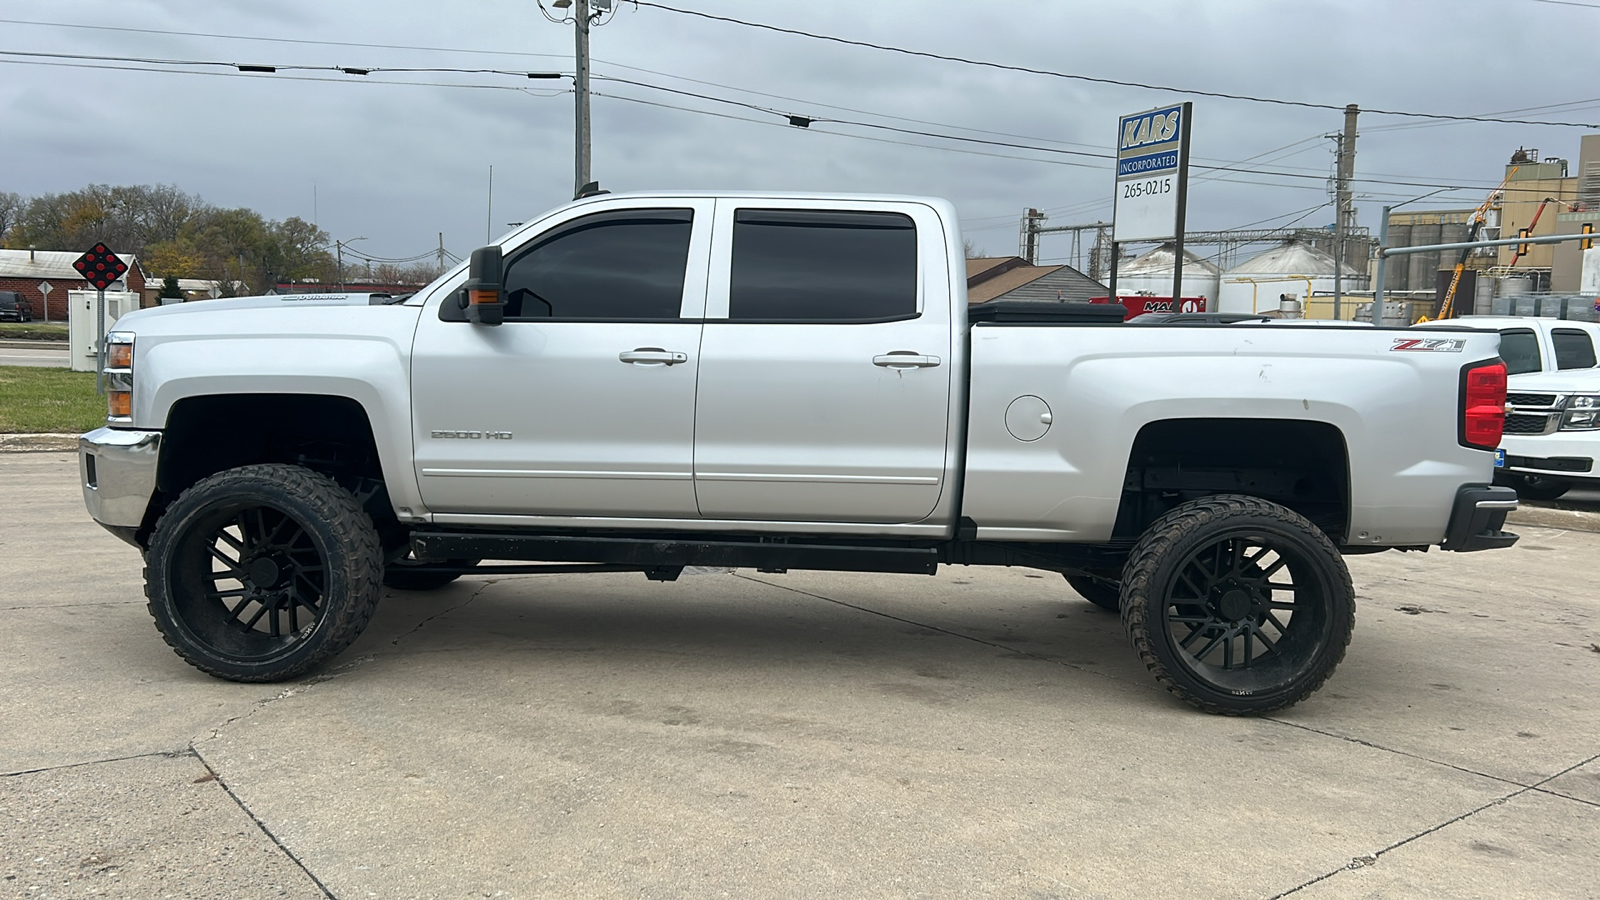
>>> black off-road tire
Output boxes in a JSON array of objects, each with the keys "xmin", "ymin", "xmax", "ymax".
[
  {"xmin": 1120, "ymin": 494, "xmax": 1354, "ymax": 715},
  {"xmin": 1065, "ymin": 573, "xmax": 1121, "ymax": 612},
  {"xmin": 383, "ymin": 556, "xmax": 479, "ymax": 591},
  {"xmin": 145, "ymin": 463, "xmax": 384, "ymax": 682}
]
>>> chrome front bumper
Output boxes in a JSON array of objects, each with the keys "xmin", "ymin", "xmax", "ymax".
[{"xmin": 80, "ymin": 426, "xmax": 161, "ymax": 544}]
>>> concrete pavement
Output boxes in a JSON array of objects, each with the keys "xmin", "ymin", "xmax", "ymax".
[
  {"xmin": 3, "ymin": 450, "xmax": 1597, "ymax": 899},
  {"xmin": 0, "ymin": 345, "xmax": 68, "ymax": 368}
]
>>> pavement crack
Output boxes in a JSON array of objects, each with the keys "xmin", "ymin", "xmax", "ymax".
[
  {"xmin": 198, "ymin": 656, "xmax": 375, "ymax": 742},
  {"xmin": 0, "ymin": 600, "xmax": 133, "ymax": 612},
  {"xmin": 390, "ymin": 579, "xmax": 494, "ymax": 646},
  {"xmin": 189, "ymin": 743, "xmax": 338, "ymax": 900},
  {"xmin": 733, "ymin": 573, "xmax": 1134, "ymax": 685},
  {"xmin": 1263, "ymin": 718, "xmax": 1531, "ymax": 790},
  {"xmin": 1, "ymin": 749, "xmax": 189, "ymax": 779},
  {"xmin": 1266, "ymin": 750, "xmax": 1600, "ymax": 898}
]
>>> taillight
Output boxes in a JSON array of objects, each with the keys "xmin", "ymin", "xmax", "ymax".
[{"xmin": 1460, "ymin": 360, "xmax": 1507, "ymax": 450}]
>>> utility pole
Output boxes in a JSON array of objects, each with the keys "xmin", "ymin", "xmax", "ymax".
[
  {"xmin": 336, "ymin": 236, "xmax": 365, "ymax": 293},
  {"xmin": 437, "ymin": 233, "xmax": 447, "ymax": 272},
  {"xmin": 1333, "ymin": 104, "xmax": 1358, "ymax": 319},
  {"xmin": 574, "ymin": 0, "xmax": 592, "ymax": 198},
  {"xmin": 543, "ymin": 0, "xmax": 611, "ymax": 198}
]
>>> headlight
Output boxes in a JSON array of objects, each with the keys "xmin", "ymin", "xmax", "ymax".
[
  {"xmin": 1561, "ymin": 394, "xmax": 1600, "ymax": 431},
  {"xmin": 104, "ymin": 331, "xmax": 135, "ymax": 424}
]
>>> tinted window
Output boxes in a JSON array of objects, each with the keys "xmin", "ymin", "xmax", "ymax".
[
  {"xmin": 728, "ymin": 209, "xmax": 917, "ymax": 321},
  {"xmin": 1499, "ymin": 329, "xmax": 1542, "ymax": 375},
  {"xmin": 501, "ymin": 209, "xmax": 692, "ymax": 320},
  {"xmin": 1552, "ymin": 328, "xmax": 1597, "ymax": 369}
]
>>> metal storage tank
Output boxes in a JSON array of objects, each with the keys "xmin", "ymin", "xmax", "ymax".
[
  {"xmin": 1383, "ymin": 223, "xmax": 1412, "ymax": 291},
  {"xmin": 1217, "ymin": 241, "xmax": 1366, "ymax": 314},
  {"xmin": 1438, "ymin": 223, "xmax": 1470, "ymax": 291},
  {"xmin": 1408, "ymin": 223, "xmax": 1441, "ymax": 296},
  {"xmin": 1115, "ymin": 243, "xmax": 1222, "ymax": 307}
]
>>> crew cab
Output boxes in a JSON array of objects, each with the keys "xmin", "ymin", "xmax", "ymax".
[
  {"xmin": 1419, "ymin": 315, "xmax": 1600, "ymax": 500},
  {"xmin": 78, "ymin": 191, "xmax": 1518, "ymax": 715}
]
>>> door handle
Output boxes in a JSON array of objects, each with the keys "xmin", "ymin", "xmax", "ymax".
[
  {"xmin": 873, "ymin": 353, "xmax": 942, "ymax": 369},
  {"xmin": 619, "ymin": 348, "xmax": 688, "ymax": 366}
]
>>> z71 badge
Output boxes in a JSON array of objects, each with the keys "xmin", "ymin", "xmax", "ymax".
[{"xmin": 1390, "ymin": 338, "xmax": 1466, "ymax": 352}]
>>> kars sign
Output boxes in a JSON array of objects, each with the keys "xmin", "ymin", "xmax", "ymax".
[{"xmin": 1112, "ymin": 102, "xmax": 1192, "ymax": 243}]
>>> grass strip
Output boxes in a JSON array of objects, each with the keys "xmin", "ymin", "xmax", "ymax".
[{"xmin": 0, "ymin": 366, "xmax": 104, "ymax": 434}]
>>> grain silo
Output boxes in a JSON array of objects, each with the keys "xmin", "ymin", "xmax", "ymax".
[
  {"xmin": 1217, "ymin": 241, "xmax": 1366, "ymax": 314},
  {"xmin": 1116, "ymin": 243, "xmax": 1222, "ymax": 308}
]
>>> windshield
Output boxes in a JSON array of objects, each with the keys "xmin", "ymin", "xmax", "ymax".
[{"xmin": 1499, "ymin": 329, "xmax": 1542, "ymax": 375}]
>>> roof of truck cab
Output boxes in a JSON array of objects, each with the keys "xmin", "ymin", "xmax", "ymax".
[{"xmin": 563, "ymin": 190, "xmax": 952, "ymax": 206}]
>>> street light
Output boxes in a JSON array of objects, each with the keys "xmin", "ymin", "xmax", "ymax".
[{"xmin": 539, "ymin": 0, "xmax": 617, "ymax": 199}]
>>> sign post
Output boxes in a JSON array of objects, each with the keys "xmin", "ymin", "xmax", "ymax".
[
  {"xmin": 72, "ymin": 243, "xmax": 128, "ymax": 395},
  {"xmin": 37, "ymin": 281, "xmax": 51, "ymax": 323},
  {"xmin": 1112, "ymin": 102, "xmax": 1193, "ymax": 304}
]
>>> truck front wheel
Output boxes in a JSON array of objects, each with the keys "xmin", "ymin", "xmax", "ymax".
[
  {"xmin": 144, "ymin": 464, "xmax": 384, "ymax": 682},
  {"xmin": 1120, "ymin": 494, "xmax": 1354, "ymax": 715}
]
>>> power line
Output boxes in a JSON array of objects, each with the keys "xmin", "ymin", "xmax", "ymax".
[
  {"xmin": 3, "ymin": 20, "xmax": 1576, "ymax": 191},
  {"xmin": 9, "ymin": 43, "xmax": 1578, "ymax": 201},
  {"xmin": 0, "ymin": 48, "xmax": 564, "ymax": 79},
  {"xmin": 631, "ymin": 1, "xmax": 1600, "ymax": 128},
  {"xmin": 0, "ymin": 57, "xmax": 567, "ymax": 94},
  {"xmin": 0, "ymin": 16, "xmax": 570, "ymax": 59}
]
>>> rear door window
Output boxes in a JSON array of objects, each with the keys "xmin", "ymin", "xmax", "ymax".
[
  {"xmin": 727, "ymin": 209, "xmax": 917, "ymax": 321},
  {"xmin": 1498, "ymin": 329, "xmax": 1542, "ymax": 375},
  {"xmin": 1552, "ymin": 328, "xmax": 1598, "ymax": 369}
]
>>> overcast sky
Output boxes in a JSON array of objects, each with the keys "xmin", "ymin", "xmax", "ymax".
[{"xmin": 3, "ymin": 0, "xmax": 1597, "ymax": 268}]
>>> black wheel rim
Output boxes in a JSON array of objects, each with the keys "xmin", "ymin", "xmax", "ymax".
[
  {"xmin": 167, "ymin": 501, "xmax": 330, "ymax": 662},
  {"xmin": 1161, "ymin": 529, "xmax": 1333, "ymax": 695}
]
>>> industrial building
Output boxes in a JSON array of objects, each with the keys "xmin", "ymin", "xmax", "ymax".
[{"xmin": 1381, "ymin": 136, "xmax": 1600, "ymax": 311}]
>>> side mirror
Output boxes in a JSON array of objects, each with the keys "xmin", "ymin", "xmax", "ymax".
[{"xmin": 461, "ymin": 246, "xmax": 504, "ymax": 326}]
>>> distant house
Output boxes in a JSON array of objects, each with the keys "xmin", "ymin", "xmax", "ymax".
[
  {"xmin": 966, "ymin": 256, "xmax": 1105, "ymax": 304},
  {"xmin": 0, "ymin": 249, "xmax": 148, "ymax": 321}
]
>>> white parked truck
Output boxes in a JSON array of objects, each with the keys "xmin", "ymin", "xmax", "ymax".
[
  {"xmin": 1420, "ymin": 315, "xmax": 1600, "ymax": 500},
  {"xmin": 79, "ymin": 192, "xmax": 1520, "ymax": 714}
]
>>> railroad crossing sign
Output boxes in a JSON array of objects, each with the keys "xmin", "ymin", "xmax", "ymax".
[
  {"xmin": 73, "ymin": 243, "xmax": 127, "ymax": 290},
  {"xmin": 73, "ymin": 243, "xmax": 127, "ymax": 393}
]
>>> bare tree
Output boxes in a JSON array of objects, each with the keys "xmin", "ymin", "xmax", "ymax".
[{"xmin": 0, "ymin": 191, "xmax": 20, "ymax": 245}]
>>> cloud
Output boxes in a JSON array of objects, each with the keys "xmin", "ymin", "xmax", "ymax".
[{"xmin": 1, "ymin": 0, "xmax": 1593, "ymax": 264}]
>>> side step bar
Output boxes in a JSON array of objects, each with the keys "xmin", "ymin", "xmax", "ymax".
[{"xmin": 409, "ymin": 531, "xmax": 940, "ymax": 576}]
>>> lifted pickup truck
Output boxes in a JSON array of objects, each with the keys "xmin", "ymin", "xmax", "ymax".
[{"xmin": 79, "ymin": 192, "xmax": 1518, "ymax": 714}]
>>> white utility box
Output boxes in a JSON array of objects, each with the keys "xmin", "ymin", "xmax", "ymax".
[{"xmin": 67, "ymin": 290, "xmax": 138, "ymax": 372}]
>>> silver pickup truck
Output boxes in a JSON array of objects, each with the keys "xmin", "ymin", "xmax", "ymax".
[{"xmin": 79, "ymin": 191, "xmax": 1518, "ymax": 714}]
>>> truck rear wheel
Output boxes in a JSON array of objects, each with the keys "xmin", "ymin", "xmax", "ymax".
[
  {"xmin": 1120, "ymin": 494, "xmax": 1354, "ymax": 715},
  {"xmin": 1064, "ymin": 573, "xmax": 1121, "ymax": 612},
  {"xmin": 144, "ymin": 464, "xmax": 383, "ymax": 682}
]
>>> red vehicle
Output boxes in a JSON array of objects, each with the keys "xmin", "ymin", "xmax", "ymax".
[{"xmin": 1090, "ymin": 295, "xmax": 1207, "ymax": 321}]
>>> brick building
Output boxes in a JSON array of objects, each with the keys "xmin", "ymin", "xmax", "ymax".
[{"xmin": 0, "ymin": 249, "xmax": 147, "ymax": 321}]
